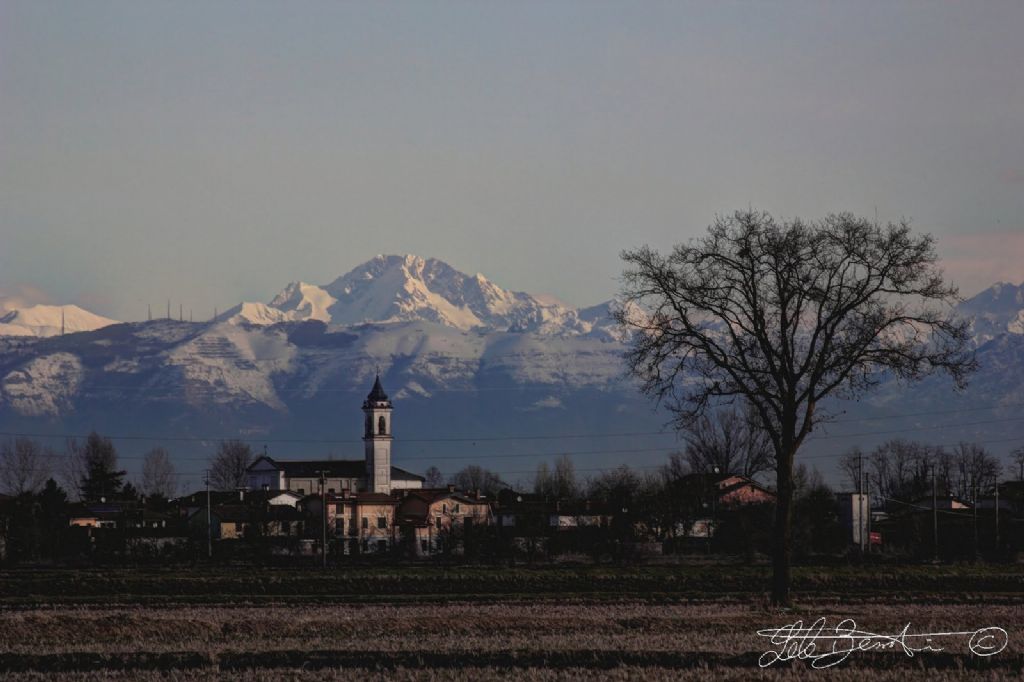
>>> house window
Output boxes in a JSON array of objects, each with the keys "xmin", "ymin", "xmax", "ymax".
[
  {"xmin": 442, "ymin": 503, "xmax": 447, "ymax": 513},
  {"xmin": 328, "ymin": 488, "xmax": 335, "ymax": 494},
  {"xmin": 362, "ymin": 517, "xmax": 368, "ymax": 529},
  {"xmin": 435, "ymin": 517, "xmax": 442, "ymax": 529},
  {"xmin": 234, "ymin": 522, "xmax": 243, "ymax": 533},
  {"xmin": 454, "ymin": 503, "xmax": 461, "ymax": 513},
  {"xmin": 377, "ymin": 539, "xmax": 387, "ymax": 552},
  {"xmin": 378, "ymin": 415, "xmax": 387, "ymax": 435},
  {"xmin": 377, "ymin": 516, "xmax": 387, "ymax": 529},
  {"xmin": 281, "ymin": 521, "xmax": 291, "ymax": 534},
  {"xmin": 362, "ymin": 539, "xmax": 369, "ymax": 552},
  {"xmin": 420, "ymin": 539, "xmax": 428, "ymax": 553},
  {"xmin": 297, "ymin": 488, "xmax": 305, "ymax": 495}
]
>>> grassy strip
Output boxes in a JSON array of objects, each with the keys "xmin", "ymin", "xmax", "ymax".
[
  {"xmin": 2, "ymin": 565, "xmax": 1022, "ymax": 603},
  {"xmin": 0, "ymin": 649, "xmax": 1019, "ymax": 673},
  {"xmin": 3, "ymin": 590, "xmax": 1023, "ymax": 608}
]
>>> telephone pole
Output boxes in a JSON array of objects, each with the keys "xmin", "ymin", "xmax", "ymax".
[
  {"xmin": 973, "ymin": 482, "xmax": 979, "ymax": 559},
  {"xmin": 932, "ymin": 464, "xmax": 939, "ymax": 562},
  {"xmin": 205, "ymin": 470, "xmax": 213, "ymax": 560},
  {"xmin": 318, "ymin": 471, "xmax": 328, "ymax": 569},
  {"xmin": 858, "ymin": 452, "xmax": 866, "ymax": 555}
]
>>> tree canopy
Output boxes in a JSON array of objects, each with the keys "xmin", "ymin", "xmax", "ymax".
[{"xmin": 616, "ymin": 210, "xmax": 975, "ymax": 605}]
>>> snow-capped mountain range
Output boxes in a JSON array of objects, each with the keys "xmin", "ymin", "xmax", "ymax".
[
  {"xmin": 0, "ymin": 256, "xmax": 1021, "ymax": 482},
  {"xmin": 218, "ymin": 254, "xmax": 622, "ymax": 339}
]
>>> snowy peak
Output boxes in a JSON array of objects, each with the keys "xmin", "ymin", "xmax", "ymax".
[
  {"xmin": 322, "ymin": 254, "xmax": 488, "ymax": 329},
  {"xmin": 218, "ymin": 254, "xmax": 620, "ymax": 336},
  {"xmin": 269, "ymin": 281, "xmax": 336, "ymax": 322},
  {"xmin": 0, "ymin": 304, "xmax": 118, "ymax": 337},
  {"xmin": 958, "ymin": 280, "xmax": 1024, "ymax": 345},
  {"xmin": 321, "ymin": 254, "xmax": 599, "ymax": 333}
]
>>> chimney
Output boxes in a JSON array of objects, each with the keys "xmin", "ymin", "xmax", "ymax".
[
  {"xmin": 447, "ymin": 484, "xmax": 455, "ymax": 493},
  {"xmin": 238, "ymin": 489, "xmax": 244, "ymax": 502},
  {"xmin": 474, "ymin": 489, "xmax": 481, "ymax": 500},
  {"xmin": 341, "ymin": 488, "xmax": 349, "ymax": 500}
]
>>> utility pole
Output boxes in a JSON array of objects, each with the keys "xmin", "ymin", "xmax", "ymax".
[
  {"xmin": 995, "ymin": 482, "xmax": 1000, "ymax": 552},
  {"xmin": 167, "ymin": 299, "xmax": 170, "ymax": 320},
  {"xmin": 973, "ymin": 482, "xmax": 979, "ymax": 559},
  {"xmin": 863, "ymin": 461, "xmax": 870, "ymax": 557},
  {"xmin": 205, "ymin": 470, "xmax": 212, "ymax": 560},
  {"xmin": 319, "ymin": 471, "xmax": 328, "ymax": 569},
  {"xmin": 932, "ymin": 464, "xmax": 939, "ymax": 562},
  {"xmin": 858, "ymin": 452, "xmax": 866, "ymax": 555},
  {"xmin": 179, "ymin": 303, "xmax": 183, "ymax": 322}
]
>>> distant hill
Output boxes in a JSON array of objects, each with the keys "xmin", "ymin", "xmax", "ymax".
[{"xmin": 0, "ymin": 304, "xmax": 118, "ymax": 337}]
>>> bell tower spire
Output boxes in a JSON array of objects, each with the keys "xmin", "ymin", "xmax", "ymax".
[{"xmin": 362, "ymin": 372, "xmax": 393, "ymax": 494}]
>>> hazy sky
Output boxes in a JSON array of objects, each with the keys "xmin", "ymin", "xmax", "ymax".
[{"xmin": 2, "ymin": 2, "xmax": 1022, "ymax": 320}]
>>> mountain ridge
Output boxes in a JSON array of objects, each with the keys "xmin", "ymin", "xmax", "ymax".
[{"xmin": 0, "ymin": 264, "xmax": 1021, "ymax": 483}]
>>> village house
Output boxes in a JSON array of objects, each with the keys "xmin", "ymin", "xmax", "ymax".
[
  {"xmin": 301, "ymin": 490, "xmax": 399, "ymax": 554},
  {"xmin": 672, "ymin": 473, "xmax": 776, "ymax": 540},
  {"xmin": 192, "ymin": 502, "xmax": 305, "ymax": 541},
  {"xmin": 395, "ymin": 487, "xmax": 493, "ymax": 556}
]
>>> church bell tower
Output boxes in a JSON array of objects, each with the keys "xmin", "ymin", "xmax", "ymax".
[{"xmin": 363, "ymin": 373, "xmax": 393, "ymax": 494}]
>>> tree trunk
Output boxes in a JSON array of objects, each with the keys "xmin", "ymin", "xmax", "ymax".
[{"xmin": 771, "ymin": 443, "xmax": 796, "ymax": 606}]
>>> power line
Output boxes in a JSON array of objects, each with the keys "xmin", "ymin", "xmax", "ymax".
[
  {"xmin": 1, "ymin": 403, "xmax": 1021, "ymax": 447},
  {"xmin": 808, "ymin": 415, "xmax": 1024, "ymax": 442}
]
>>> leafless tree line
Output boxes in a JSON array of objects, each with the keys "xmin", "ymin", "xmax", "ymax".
[
  {"xmin": 0, "ymin": 435, "xmax": 179, "ymax": 500},
  {"xmin": 839, "ymin": 439, "xmax": 1009, "ymax": 504}
]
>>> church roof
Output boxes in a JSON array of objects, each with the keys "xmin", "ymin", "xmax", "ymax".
[
  {"xmin": 365, "ymin": 374, "xmax": 390, "ymax": 403},
  {"xmin": 247, "ymin": 456, "xmax": 424, "ymax": 482}
]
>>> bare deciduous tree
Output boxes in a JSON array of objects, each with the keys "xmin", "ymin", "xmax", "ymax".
[
  {"xmin": 209, "ymin": 440, "xmax": 253, "ymax": 491},
  {"xmin": 141, "ymin": 447, "xmax": 177, "ymax": 498},
  {"xmin": 423, "ymin": 465, "xmax": 445, "ymax": 488},
  {"xmin": 682, "ymin": 407, "xmax": 773, "ymax": 479},
  {"xmin": 0, "ymin": 437, "xmax": 52, "ymax": 495},
  {"xmin": 534, "ymin": 455, "xmax": 579, "ymax": 499},
  {"xmin": 449, "ymin": 465, "xmax": 504, "ymax": 497},
  {"xmin": 837, "ymin": 447, "xmax": 865, "ymax": 493},
  {"xmin": 615, "ymin": 210, "xmax": 975, "ymax": 605},
  {"xmin": 1009, "ymin": 446, "xmax": 1024, "ymax": 482},
  {"xmin": 951, "ymin": 442, "xmax": 1001, "ymax": 500}
]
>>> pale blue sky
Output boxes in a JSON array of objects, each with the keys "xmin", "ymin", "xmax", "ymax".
[{"xmin": 2, "ymin": 1, "xmax": 1023, "ymax": 320}]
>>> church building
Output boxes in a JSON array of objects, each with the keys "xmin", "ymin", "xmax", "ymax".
[{"xmin": 246, "ymin": 375, "xmax": 425, "ymax": 495}]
